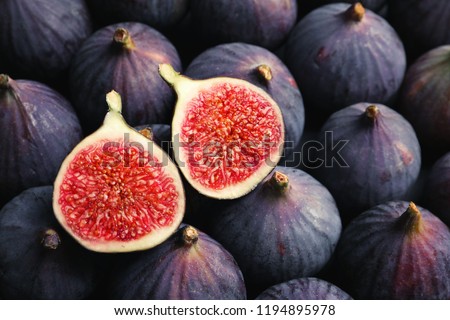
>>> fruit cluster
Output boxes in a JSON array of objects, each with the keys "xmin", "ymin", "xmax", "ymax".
[{"xmin": 0, "ymin": 0, "xmax": 449, "ymax": 300}]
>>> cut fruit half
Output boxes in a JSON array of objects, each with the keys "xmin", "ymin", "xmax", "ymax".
[
  {"xmin": 53, "ymin": 90, "xmax": 185, "ymax": 253},
  {"xmin": 159, "ymin": 64, "xmax": 285, "ymax": 199}
]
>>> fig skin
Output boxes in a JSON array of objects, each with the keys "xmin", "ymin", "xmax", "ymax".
[
  {"xmin": 69, "ymin": 22, "xmax": 182, "ymax": 134},
  {"xmin": 388, "ymin": 0, "xmax": 450, "ymax": 61},
  {"xmin": 86, "ymin": 0, "xmax": 189, "ymax": 31},
  {"xmin": 205, "ymin": 166, "xmax": 342, "ymax": 296},
  {"xmin": 285, "ymin": 3, "xmax": 406, "ymax": 117},
  {"xmin": 256, "ymin": 277, "xmax": 353, "ymax": 300},
  {"xmin": 398, "ymin": 45, "xmax": 450, "ymax": 157},
  {"xmin": 425, "ymin": 152, "xmax": 450, "ymax": 227},
  {"xmin": 0, "ymin": 75, "xmax": 83, "ymax": 208},
  {"xmin": 184, "ymin": 42, "xmax": 305, "ymax": 164},
  {"xmin": 0, "ymin": 0, "xmax": 92, "ymax": 82},
  {"xmin": 190, "ymin": 0, "xmax": 298, "ymax": 50},
  {"xmin": 107, "ymin": 225, "xmax": 247, "ymax": 300},
  {"xmin": 310, "ymin": 103, "xmax": 421, "ymax": 224},
  {"xmin": 0, "ymin": 186, "xmax": 98, "ymax": 299},
  {"xmin": 335, "ymin": 201, "xmax": 450, "ymax": 299}
]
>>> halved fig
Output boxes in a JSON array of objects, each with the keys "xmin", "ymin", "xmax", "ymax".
[
  {"xmin": 53, "ymin": 91, "xmax": 185, "ymax": 253},
  {"xmin": 159, "ymin": 64, "xmax": 285, "ymax": 199}
]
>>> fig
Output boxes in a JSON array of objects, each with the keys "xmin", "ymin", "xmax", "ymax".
[
  {"xmin": 184, "ymin": 42, "xmax": 305, "ymax": 164},
  {"xmin": 0, "ymin": 0, "xmax": 92, "ymax": 82},
  {"xmin": 285, "ymin": 3, "xmax": 406, "ymax": 116},
  {"xmin": 256, "ymin": 277, "xmax": 352, "ymax": 300},
  {"xmin": 159, "ymin": 64, "xmax": 285, "ymax": 199},
  {"xmin": 424, "ymin": 152, "xmax": 450, "ymax": 227},
  {"xmin": 0, "ymin": 74, "xmax": 83, "ymax": 207},
  {"xmin": 0, "ymin": 186, "xmax": 97, "ymax": 299},
  {"xmin": 86, "ymin": 0, "xmax": 189, "ymax": 31},
  {"xmin": 107, "ymin": 225, "xmax": 246, "ymax": 299},
  {"xmin": 206, "ymin": 166, "xmax": 342, "ymax": 295},
  {"xmin": 52, "ymin": 91, "xmax": 185, "ymax": 253},
  {"xmin": 190, "ymin": 0, "xmax": 298, "ymax": 49},
  {"xmin": 335, "ymin": 201, "xmax": 450, "ymax": 299},
  {"xmin": 389, "ymin": 0, "xmax": 450, "ymax": 61},
  {"xmin": 398, "ymin": 45, "xmax": 450, "ymax": 157},
  {"xmin": 69, "ymin": 22, "xmax": 182, "ymax": 134},
  {"xmin": 311, "ymin": 103, "xmax": 421, "ymax": 223}
]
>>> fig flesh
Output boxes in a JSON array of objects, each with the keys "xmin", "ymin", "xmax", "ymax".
[
  {"xmin": 53, "ymin": 91, "xmax": 185, "ymax": 253},
  {"xmin": 159, "ymin": 64, "xmax": 285, "ymax": 199}
]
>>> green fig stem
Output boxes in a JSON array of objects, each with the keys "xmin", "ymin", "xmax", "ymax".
[
  {"xmin": 256, "ymin": 64, "xmax": 273, "ymax": 82},
  {"xmin": 267, "ymin": 171, "xmax": 289, "ymax": 193},
  {"xmin": 346, "ymin": 2, "xmax": 365, "ymax": 22},
  {"xmin": 365, "ymin": 105, "xmax": 380, "ymax": 122},
  {"xmin": 104, "ymin": 90, "xmax": 127, "ymax": 127},
  {"xmin": 113, "ymin": 28, "xmax": 135, "ymax": 50},
  {"xmin": 181, "ymin": 226, "xmax": 199, "ymax": 246},
  {"xmin": 397, "ymin": 202, "xmax": 424, "ymax": 236},
  {"xmin": 159, "ymin": 63, "xmax": 182, "ymax": 86},
  {"xmin": 42, "ymin": 229, "xmax": 61, "ymax": 250}
]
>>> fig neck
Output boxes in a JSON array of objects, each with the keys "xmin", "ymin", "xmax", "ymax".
[
  {"xmin": 42, "ymin": 229, "xmax": 61, "ymax": 250},
  {"xmin": 396, "ymin": 202, "xmax": 424, "ymax": 236},
  {"xmin": 113, "ymin": 28, "xmax": 136, "ymax": 50},
  {"xmin": 266, "ymin": 171, "xmax": 289, "ymax": 194},
  {"xmin": 345, "ymin": 2, "xmax": 365, "ymax": 22},
  {"xmin": 181, "ymin": 226, "xmax": 199, "ymax": 246}
]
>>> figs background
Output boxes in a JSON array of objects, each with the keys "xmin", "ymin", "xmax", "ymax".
[{"xmin": 0, "ymin": 0, "xmax": 449, "ymax": 300}]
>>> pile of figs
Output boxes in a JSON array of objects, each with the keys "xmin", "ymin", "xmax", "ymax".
[{"xmin": 0, "ymin": 0, "xmax": 449, "ymax": 300}]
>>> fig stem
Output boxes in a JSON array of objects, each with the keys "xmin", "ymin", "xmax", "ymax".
[
  {"xmin": 181, "ymin": 226, "xmax": 199, "ymax": 246},
  {"xmin": 365, "ymin": 105, "xmax": 379, "ymax": 122},
  {"xmin": 345, "ymin": 2, "xmax": 365, "ymax": 22},
  {"xmin": 138, "ymin": 127, "xmax": 154, "ymax": 140},
  {"xmin": 256, "ymin": 64, "xmax": 273, "ymax": 82},
  {"xmin": 113, "ymin": 28, "xmax": 135, "ymax": 50},
  {"xmin": 0, "ymin": 74, "xmax": 10, "ymax": 89},
  {"xmin": 268, "ymin": 171, "xmax": 289, "ymax": 192},
  {"xmin": 397, "ymin": 202, "xmax": 423, "ymax": 236},
  {"xmin": 159, "ymin": 63, "xmax": 181, "ymax": 86},
  {"xmin": 42, "ymin": 229, "xmax": 61, "ymax": 250}
]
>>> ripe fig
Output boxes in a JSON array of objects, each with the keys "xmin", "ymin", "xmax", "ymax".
[
  {"xmin": 285, "ymin": 2, "xmax": 406, "ymax": 117},
  {"xmin": 311, "ymin": 103, "xmax": 421, "ymax": 223},
  {"xmin": 0, "ymin": 74, "xmax": 83, "ymax": 207},
  {"xmin": 53, "ymin": 91, "xmax": 185, "ymax": 253},
  {"xmin": 0, "ymin": 186, "xmax": 97, "ymax": 299},
  {"xmin": 424, "ymin": 152, "xmax": 450, "ymax": 227},
  {"xmin": 256, "ymin": 277, "xmax": 352, "ymax": 300},
  {"xmin": 0, "ymin": 0, "xmax": 92, "ymax": 82},
  {"xmin": 190, "ymin": 0, "xmax": 298, "ymax": 49},
  {"xmin": 335, "ymin": 201, "xmax": 450, "ymax": 299},
  {"xmin": 206, "ymin": 166, "xmax": 342, "ymax": 295},
  {"xmin": 184, "ymin": 42, "xmax": 305, "ymax": 164},
  {"xmin": 69, "ymin": 22, "xmax": 182, "ymax": 134},
  {"xmin": 107, "ymin": 225, "xmax": 246, "ymax": 299},
  {"xmin": 159, "ymin": 64, "xmax": 285, "ymax": 199},
  {"xmin": 389, "ymin": 0, "xmax": 450, "ymax": 60},
  {"xmin": 398, "ymin": 45, "xmax": 450, "ymax": 157}
]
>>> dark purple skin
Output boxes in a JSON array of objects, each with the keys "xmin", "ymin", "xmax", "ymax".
[
  {"xmin": 425, "ymin": 152, "xmax": 450, "ymax": 227},
  {"xmin": 335, "ymin": 201, "xmax": 450, "ymax": 299},
  {"xmin": 388, "ymin": 0, "xmax": 450, "ymax": 61},
  {"xmin": 190, "ymin": 0, "xmax": 298, "ymax": 49},
  {"xmin": 206, "ymin": 166, "xmax": 342, "ymax": 296},
  {"xmin": 0, "ymin": 186, "xmax": 98, "ymax": 299},
  {"xmin": 0, "ymin": 0, "xmax": 92, "ymax": 82},
  {"xmin": 86, "ymin": 0, "xmax": 189, "ymax": 31},
  {"xmin": 107, "ymin": 225, "xmax": 247, "ymax": 300},
  {"xmin": 69, "ymin": 22, "xmax": 182, "ymax": 134},
  {"xmin": 0, "ymin": 75, "xmax": 83, "ymax": 208},
  {"xmin": 185, "ymin": 42, "xmax": 305, "ymax": 164},
  {"xmin": 310, "ymin": 103, "xmax": 421, "ymax": 224},
  {"xmin": 398, "ymin": 45, "xmax": 450, "ymax": 157},
  {"xmin": 285, "ymin": 3, "xmax": 406, "ymax": 117},
  {"xmin": 256, "ymin": 277, "xmax": 353, "ymax": 300}
]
